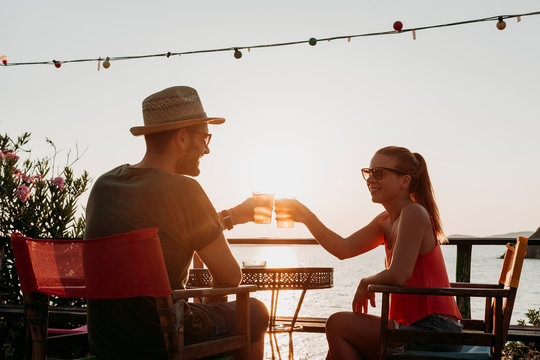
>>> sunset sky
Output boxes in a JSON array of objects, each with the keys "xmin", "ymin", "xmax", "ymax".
[{"xmin": 2, "ymin": 1, "xmax": 539, "ymax": 239}]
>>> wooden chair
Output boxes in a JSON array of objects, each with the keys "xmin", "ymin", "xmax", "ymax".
[
  {"xmin": 11, "ymin": 227, "xmax": 257, "ymax": 360},
  {"xmin": 370, "ymin": 236, "xmax": 528, "ymax": 360}
]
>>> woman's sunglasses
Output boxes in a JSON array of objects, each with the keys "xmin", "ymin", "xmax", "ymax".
[{"xmin": 361, "ymin": 167, "xmax": 406, "ymax": 180}]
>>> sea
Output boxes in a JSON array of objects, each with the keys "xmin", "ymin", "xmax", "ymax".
[{"xmin": 230, "ymin": 244, "xmax": 540, "ymax": 360}]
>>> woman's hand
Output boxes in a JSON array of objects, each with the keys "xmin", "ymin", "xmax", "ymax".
[
  {"xmin": 274, "ymin": 198, "xmax": 311, "ymax": 224},
  {"xmin": 352, "ymin": 278, "xmax": 376, "ymax": 313}
]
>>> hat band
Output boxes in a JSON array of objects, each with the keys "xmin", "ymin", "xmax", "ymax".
[{"xmin": 143, "ymin": 111, "xmax": 207, "ymax": 126}]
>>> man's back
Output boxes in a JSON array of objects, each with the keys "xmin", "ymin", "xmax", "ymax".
[{"xmin": 84, "ymin": 164, "xmax": 223, "ymax": 359}]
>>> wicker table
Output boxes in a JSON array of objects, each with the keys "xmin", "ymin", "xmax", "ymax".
[{"xmin": 188, "ymin": 267, "xmax": 334, "ymax": 359}]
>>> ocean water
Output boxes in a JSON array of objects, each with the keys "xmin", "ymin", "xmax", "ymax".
[{"xmin": 231, "ymin": 244, "xmax": 540, "ymax": 360}]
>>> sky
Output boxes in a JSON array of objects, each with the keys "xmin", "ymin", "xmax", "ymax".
[{"xmin": 1, "ymin": 1, "xmax": 539, "ymax": 239}]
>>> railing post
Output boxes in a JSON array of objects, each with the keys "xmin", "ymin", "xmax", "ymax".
[{"xmin": 456, "ymin": 243, "xmax": 472, "ymax": 319}]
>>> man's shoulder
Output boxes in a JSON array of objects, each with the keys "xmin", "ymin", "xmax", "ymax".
[
  {"xmin": 95, "ymin": 165, "xmax": 199, "ymax": 185},
  {"xmin": 93, "ymin": 163, "xmax": 130, "ymax": 179},
  {"xmin": 91, "ymin": 166, "xmax": 207, "ymax": 202}
]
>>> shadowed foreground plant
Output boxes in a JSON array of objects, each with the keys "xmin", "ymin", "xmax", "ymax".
[
  {"xmin": 504, "ymin": 308, "xmax": 540, "ymax": 359},
  {"xmin": 0, "ymin": 132, "xmax": 90, "ymax": 359}
]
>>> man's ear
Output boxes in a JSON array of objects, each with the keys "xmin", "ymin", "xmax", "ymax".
[{"xmin": 175, "ymin": 128, "xmax": 190, "ymax": 152}]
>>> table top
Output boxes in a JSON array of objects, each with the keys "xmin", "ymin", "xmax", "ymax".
[{"xmin": 188, "ymin": 267, "xmax": 333, "ymax": 290}]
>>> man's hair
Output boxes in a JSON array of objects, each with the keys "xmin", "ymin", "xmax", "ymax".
[
  {"xmin": 144, "ymin": 124, "xmax": 206, "ymax": 152},
  {"xmin": 144, "ymin": 129, "xmax": 179, "ymax": 152}
]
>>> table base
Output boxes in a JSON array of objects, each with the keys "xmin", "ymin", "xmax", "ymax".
[{"xmin": 267, "ymin": 288, "xmax": 309, "ymax": 360}]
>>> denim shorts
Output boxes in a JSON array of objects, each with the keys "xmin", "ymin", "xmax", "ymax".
[
  {"xmin": 183, "ymin": 298, "xmax": 269, "ymax": 345},
  {"xmin": 396, "ymin": 314, "xmax": 463, "ymax": 352}
]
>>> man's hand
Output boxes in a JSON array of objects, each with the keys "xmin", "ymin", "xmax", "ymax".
[{"xmin": 229, "ymin": 196, "xmax": 268, "ymax": 225}]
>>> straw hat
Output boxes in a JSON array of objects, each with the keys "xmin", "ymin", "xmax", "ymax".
[{"xmin": 130, "ymin": 86, "xmax": 225, "ymax": 136}]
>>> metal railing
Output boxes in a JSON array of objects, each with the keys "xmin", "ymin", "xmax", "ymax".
[
  {"xmin": 228, "ymin": 237, "xmax": 540, "ymax": 318},
  {"xmin": 2, "ymin": 236, "xmax": 539, "ymax": 317}
]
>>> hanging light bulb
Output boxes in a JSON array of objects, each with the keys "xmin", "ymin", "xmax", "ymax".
[
  {"xmin": 103, "ymin": 57, "xmax": 111, "ymax": 69},
  {"xmin": 234, "ymin": 48, "xmax": 242, "ymax": 59},
  {"xmin": 393, "ymin": 21, "xmax": 403, "ymax": 32},
  {"xmin": 308, "ymin": 37, "xmax": 317, "ymax": 46},
  {"xmin": 496, "ymin": 16, "xmax": 506, "ymax": 30},
  {"xmin": 53, "ymin": 60, "xmax": 61, "ymax": 68}
]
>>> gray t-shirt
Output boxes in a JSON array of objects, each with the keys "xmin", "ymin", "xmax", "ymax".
[{"xmin": 84, "ymin": 164, "xmax": 223, "ymax": 359}]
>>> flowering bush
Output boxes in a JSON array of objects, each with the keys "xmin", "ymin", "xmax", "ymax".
[
  {"xmin": 0, "ymin": 132, "xmax": 90, "ymax": 304},
  {"xmin": 0, "ymin": 133, "xmax": 91, "ymax": 359}
]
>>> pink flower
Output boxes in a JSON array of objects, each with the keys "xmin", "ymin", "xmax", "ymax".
[
  {"xmin": 14, "ymin": 169, "xmax": 22, "ymax": 178},
  {"xmin": 52, "ymin": 176, "xmax": 65, "ymax": 191},
  {"xmin": 0, "ymin": 150, "xmax": 4, "ymax": 159},
  {"xmin": 22, "ymin": 174, "xmax": 33, "ymax": 183},
  {"xmin": 5, "ymin": 152, "xmax": 19, "ymax": 160},
  {"xmin": 34, "ymin": 174, "xmax": 45, "ymax": 183},
  {"xmin": 15, "ymin": 184, "xmax": 31, "ymax": 202}
]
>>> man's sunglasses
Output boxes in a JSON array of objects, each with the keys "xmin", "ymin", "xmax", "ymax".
[
  {"xmin": 188, "ymin": 130, "xmax": 212, "ymax": 147},
  {"xmin": 361, "ymin": 167, "xmax": 406, "ymax": 181}
]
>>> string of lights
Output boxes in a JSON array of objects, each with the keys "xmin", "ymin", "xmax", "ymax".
[{"xmin": 1, "ymin": 11, "xmax": 539, "ymax": 69}]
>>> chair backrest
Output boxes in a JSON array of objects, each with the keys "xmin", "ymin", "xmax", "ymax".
[
  {"xmin": 11, "ymin": 227, "xmax": 171, "ymax": 299},
  {"xmin": 11, "ymin": 228, "xmax": 179, "ymax": 360},
  {"xmin": 498, "ymin": 236, "xmax": 528, "ymax": 343},
  {"xmin": 498, "ymin": 237, "xmax": 527, "ymax": 289}
]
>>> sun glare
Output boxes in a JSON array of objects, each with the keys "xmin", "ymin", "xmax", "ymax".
[
  {"xmin": 239, "ymin": 245, "xmax": 299, "ymax": 268},
  {"xmin": 246, "ymin": 143, "xmax": 307, "ymax": 201}
]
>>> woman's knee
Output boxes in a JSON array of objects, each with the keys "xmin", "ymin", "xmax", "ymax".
[{"xmin": 325, "ymin": 312, "xmax": 349, "ymax": 335}]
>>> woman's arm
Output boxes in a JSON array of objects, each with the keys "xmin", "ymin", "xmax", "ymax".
[
  {"xmin": 275, "ymin": 199, "xmax": 386, "ymax": 259},
  {"xmin": 386, "ymin": 203, "xmax": 434, "ymax": 283},
  {"xmin": 353, "ymin": 204, "xmax": 433, "ymax": 312}
]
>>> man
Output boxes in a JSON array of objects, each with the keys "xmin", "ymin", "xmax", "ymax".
[{"xmin": 84, "ymin": 86, "xmax": 269, "ymax": 359}]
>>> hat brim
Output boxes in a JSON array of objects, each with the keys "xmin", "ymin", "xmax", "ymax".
[{"xmin": 130, "ymin": 117, "xmax": 225, "ymax": 136}]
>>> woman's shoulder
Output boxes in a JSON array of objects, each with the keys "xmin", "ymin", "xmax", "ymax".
[
  {"xmin": 373, "ymin": 211, "xmax": 389, "ymax": 225},
  {"xmin": 400, "ymin": 203, "xmax": 431, "ymax": 224}
]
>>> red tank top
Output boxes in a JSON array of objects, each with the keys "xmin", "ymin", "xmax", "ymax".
[{"xmin": 383, "ymin": 216, "xmax": 462, "ymax": 325}]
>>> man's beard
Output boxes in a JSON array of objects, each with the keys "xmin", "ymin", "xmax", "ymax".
[{"xmin": 176, "ymin": 147, "xmax": 202, "ymax": 176}]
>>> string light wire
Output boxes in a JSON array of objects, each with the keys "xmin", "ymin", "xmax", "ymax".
[{"xmin": 2, "ymin": 11, "xmax": 539, "ymax": 68}]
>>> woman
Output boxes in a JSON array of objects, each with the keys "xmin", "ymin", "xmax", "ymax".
[{"xmin": 275, "ymin": 146, "xmax": 462, "ymax": 360}]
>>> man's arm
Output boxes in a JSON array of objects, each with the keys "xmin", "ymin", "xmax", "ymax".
[{"xmin": 197, "ymin": 232, "xmax": 242, "ymax": 288}]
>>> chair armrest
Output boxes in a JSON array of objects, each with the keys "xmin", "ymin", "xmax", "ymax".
[
  {"xmin": 368, "ymin": 284, "xmax": 510, "ymax": 298},
  {"xmin": 450, "ymin": 282, "xmax": 501, "ymax": 289},
  {"xmin": 172, "ymin": 285, "xmax": 257, "ymax": 300}
]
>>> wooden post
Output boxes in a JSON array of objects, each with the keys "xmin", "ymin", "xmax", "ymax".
[
  {"xmin": 456, "ymin": 243, "xmax": 472, "ymax": 319},
  {"xmin": 236, "ymin": 291, "xmax": 251, "ymax": 360},
  {"xmin": 378, "ymin": 293, "xmax": 389, "ymax": 360}
]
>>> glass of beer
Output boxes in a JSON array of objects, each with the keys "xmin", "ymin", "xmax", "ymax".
[
  {"xmin": 276, "ymin": 198, "xmax": 295, "ymax": 228},
  {"xmin": 252, "ymin": 193, "xmax": 274, "ymax": 224}
]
